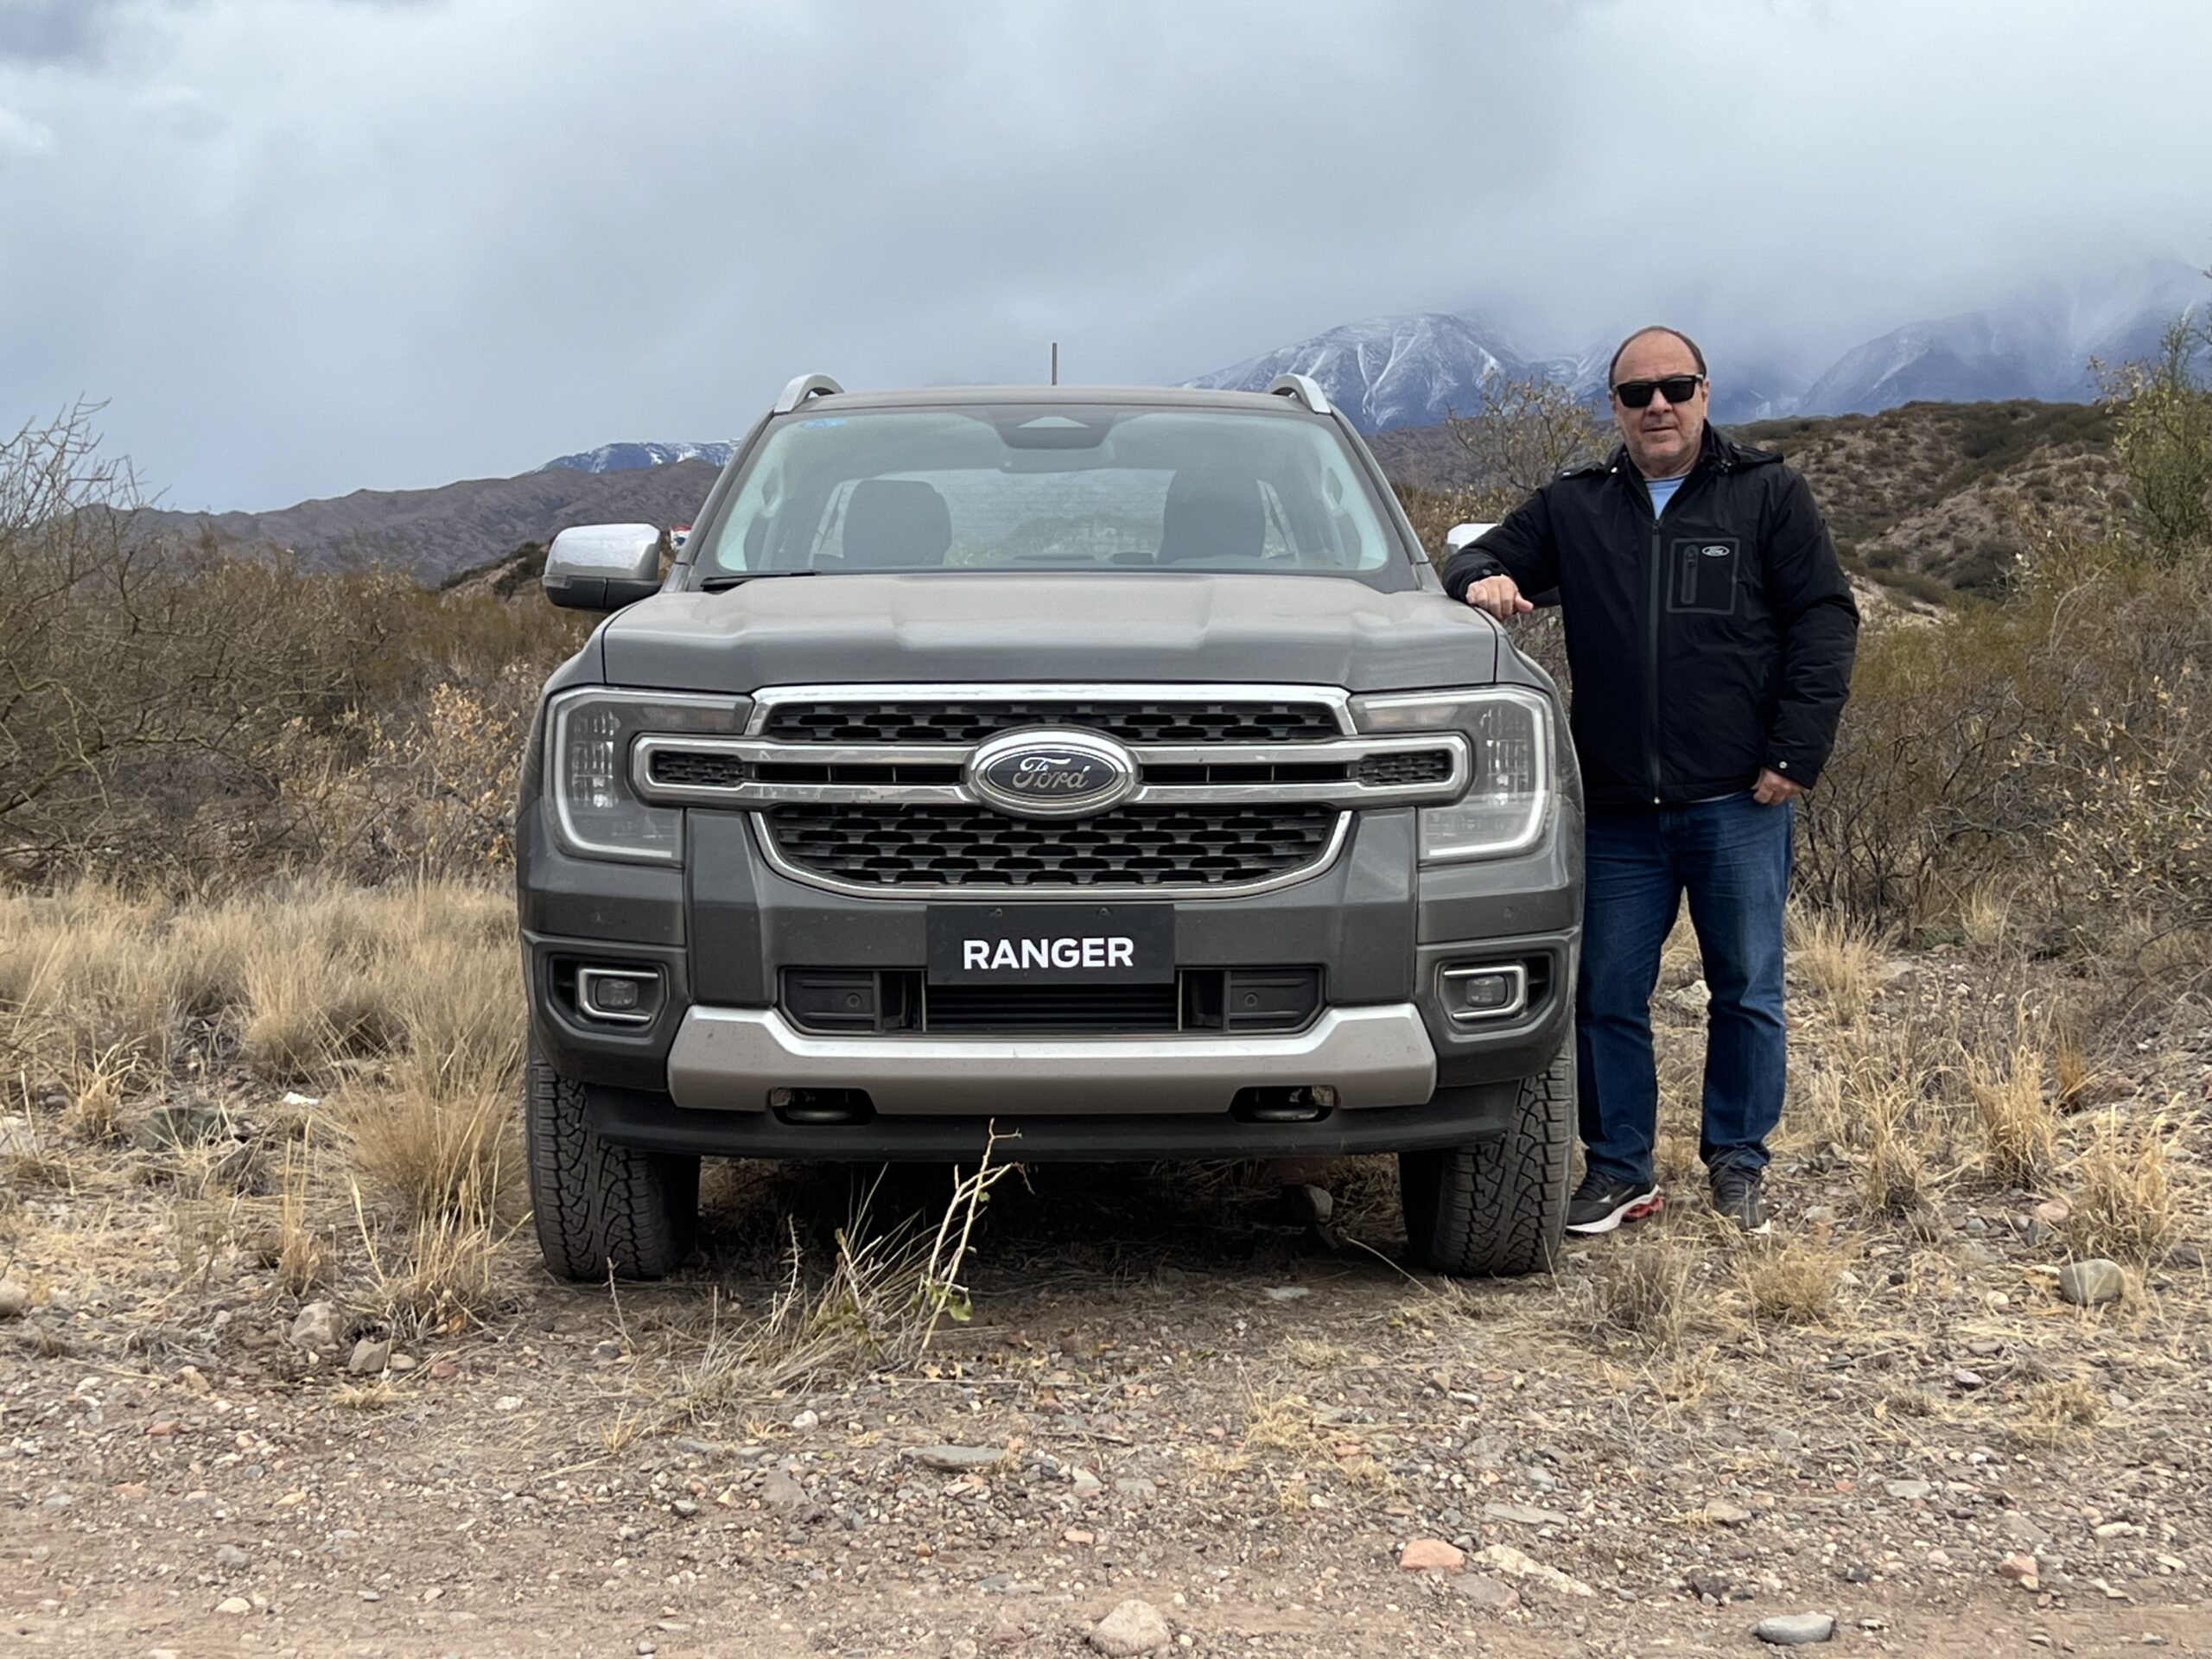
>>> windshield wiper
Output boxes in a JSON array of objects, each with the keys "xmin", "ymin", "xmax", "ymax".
[{"xmin": 696, "ymin": 571, "xmax": 820, "ymax": 592}]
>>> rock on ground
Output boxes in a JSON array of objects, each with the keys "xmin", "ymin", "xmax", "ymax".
[
  {"xmin": 1400, "ymin": 1538, "xmax": 1466, "ymax": 1572},
  {"xmin": 288, "ymin": 1301, "xmax": 341, "ymax": 1351},
  {"xmin": 1088, "ymin": 1599, "xmax": 1172, "ymax": 1656},
  {"xmin": 1752, "ymin": 1612, "xmax": 1837, "ymax": 1644},
  {"xmin": 2058, "ymin": 1259, "xmax": 2126, "ymax": 1306},
  {"xmin": 1473, "ymin": 1542, "xmax": 1595, "ymax": 1598},
  {"xmin": 904, "ymin": 1444, "xmax": 1007, "ymax": 1472}
]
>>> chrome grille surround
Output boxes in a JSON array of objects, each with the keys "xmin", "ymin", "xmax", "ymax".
[{"xmin": 630, "ymin": 683, "xmax": 1470, "ymax": 900}]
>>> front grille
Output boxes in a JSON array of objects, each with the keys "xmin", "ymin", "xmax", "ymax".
[
  {"xmin": 762, "ymin": 698, "xmax": 1343, "ymax": 746},
  {"xmin": 924, "ymin": 982, "xmax": 1180, "ymax": 1033},
  {"xmin": 763, "ymin": 804, "xmax": 1339, "ymax": 889},
  {"xmin": 780, "ymin": 967, "xmax": 1324, "ymax": 1035},
  {"xmin": 648, "ymin": 749, "xmax": 747, "ymax": 789},
  {"xmin": 1353, "ymin": 747, "xmax": 1455, "ymax": 787}
]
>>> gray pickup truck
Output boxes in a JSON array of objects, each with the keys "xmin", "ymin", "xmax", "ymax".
[{"xmin": 518, "ymin": 373, "xmax": 1581, "ymax": 1281}]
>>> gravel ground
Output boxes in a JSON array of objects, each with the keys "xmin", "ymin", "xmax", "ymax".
[{"xmin": 3, "ymin": 950, "xmax": 2209, "ymax": 1659}]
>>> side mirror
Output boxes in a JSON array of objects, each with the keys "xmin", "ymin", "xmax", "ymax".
[
  {"xmin": 1445, "ymin": 521, "xmax": 1497, "ymax": 556},
  {"xmin": 543, "ymin": 524, "xmax": 664, "ymax": 612}
]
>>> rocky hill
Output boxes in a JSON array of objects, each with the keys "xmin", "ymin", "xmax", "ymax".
[
  {"xmin": 1373, "ymin": 398, "xmax": 2126, "ymax": 597},
  {"xmin": 131, "ymin": 459, "xmax": 722, "ymax": 585}
]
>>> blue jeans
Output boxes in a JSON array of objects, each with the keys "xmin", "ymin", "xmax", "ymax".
[{"xmin": 1575, "ymin": 792, "xmax": 1793, "ymax": 1188}]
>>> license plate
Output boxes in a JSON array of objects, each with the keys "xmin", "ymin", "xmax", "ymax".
[{"xmin": 926, "ymin": 905, "xmax": 1174, "ymax": 984}]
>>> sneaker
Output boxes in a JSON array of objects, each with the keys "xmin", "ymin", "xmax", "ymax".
[
  {"xmin": 1712, "ymin": 1165, "xmax": 1772, "ymax": 1236},
  {"xmin": 1565, "ymin": 1173, "xmax": 1664, "ymax": 1235}
]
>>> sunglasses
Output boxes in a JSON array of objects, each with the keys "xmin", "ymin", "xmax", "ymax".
[{"xmin": 1611, "ymin": 374, "xmax": 1704, "ymax": 408}]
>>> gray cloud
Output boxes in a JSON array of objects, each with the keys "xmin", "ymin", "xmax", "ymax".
[{"xmin": 1, "ymin": 0, "xmax": 2208, "ymax": 509}]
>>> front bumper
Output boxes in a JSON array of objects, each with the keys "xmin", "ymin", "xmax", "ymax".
[
  {"xmin": 519, "ymin": 792, "xmax": 1580, "ymax": 1157},
  {"xmin": 665, "ymin": 1002, "xmax": 1437, "ymax": 1116}
]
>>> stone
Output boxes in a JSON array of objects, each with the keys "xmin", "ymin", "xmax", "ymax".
[
  {"xmin": 1064, "ymin": 1527, "xmax": 1095, "ymax": 1546},
  {"xmin": 790, "ymin": 1408, "xmax": 819, "ymax": 1432},
  {"xmin": 0, "ymin": 1280, "xmax": 29, "ymax": 1319},
  {"xmin": 761, "ymin": 1469, "xmax": 808, "ymax": 1510},
  {"xmin": 1450, "ymin": 1573, "xmax": 1520, "ymax": 1611},
  {"xmin": 1885, "ymin": 1480, "xmax": 1934, "ymax": 1502},
  {"xmin": 1704, "ymin": 1499, "xmax": 1753, "ymax": 1527},
  {"xmin": 493, "ymin": 1395, "xmax": 523, "ymax": 1412},
  {"xmin": 1261, "ymin": 1285, "xmax": 1311, "ymax": 1301},
  {"xmin": 1483, "ymin": 1501, "xmax": 1573, "ymax": 1528},
  {"xmin": 1752, "ymin": 1613, "xmax": 1836, "ymax": 1645},
  {"xmin": 2001, "ymin": 1511, "xmax": 2052, "ymax": 1549},
  {"xmin": 1471, "ymin": 1542, "xmax": 1595, "ymax": 1599},
  {"xmin": 1070, "ymin": 1466, "xmax": 1103, "ymax": 1497},
  {"xmin": 386, "ymin": 1352, "xmax": 417, "ymax": 1373},
  {"xmin": 346, "ymin": 1338, "xmax": 391, "ymax": 1376},
  {"xmin": 1088, "ymin": 1599, "xmax": 1172, "ymax": 1656},
  {"xmin": 1399, "ymin": 1538, "xmax": 1466, "ymax": 1573},
  {"xmin": 215, "ymin": 1597, "xmax": 251, "ymax": 1616},
  {"xmin": 2034, "ymin": 1196, "xmax": 2072, "ymax": 1226},
  {"xmin": 2059, "ymin": 1259, "xmax": 2126, "ymax": 1306},
  {"xmin": 214, "ymin": 1544, "xmax": 248, "ymax": 1570},
  {"xmin": 905, "ymin": 1445, "xmax": 1007, "ymax": 1472},
  {"xmin": 287, "ymin": 1302, "xmax": 340, "ymax": 1352},
  {"xmin": 1998, "ymin": 1552, "xmax": 2041, "ymax": 1589},
  {"xmin": 136, "ymin": 1101, "xmax": 228, "ymax": 1149},
  {"xmin": 1663, "ymin": 979, "xmax": 1713, "ymax": 1018}
]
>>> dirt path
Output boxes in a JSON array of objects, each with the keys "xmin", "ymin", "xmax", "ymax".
[{"xmin": 5, "ymin": 1154, "xmax": 2208, "ymax": 1659}]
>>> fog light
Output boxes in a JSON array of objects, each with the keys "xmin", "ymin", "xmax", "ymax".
[
  {"xmin": 577, "ymin": 966, "xmax": 657, "ymax": 1025},
  {"xmin": 1442, "ymin": 963, "xmax": 1528, "ymax": 1023}
]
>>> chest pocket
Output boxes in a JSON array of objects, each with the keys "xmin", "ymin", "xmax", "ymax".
[{"xmin": 1668, "ymin": 537, "xmax": 1739, "ymax": 616}]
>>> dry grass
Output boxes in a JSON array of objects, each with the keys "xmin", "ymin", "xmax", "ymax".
[
  {"xmin": 1588, "ymin": 1226, "xmax": 1703, "ymax": 1349},
  {"xmin": 1789, "ymin": 907, "xmax": 1884, "ymax": 1028},
  {"xmin": 1739, "ymin": 1236, "xmax": 1841, "ymax": 1325},
  {"xmin": 2065, "ymin": 1107, "xmax": 2180, "ymax": 1264},
  {"xmin": 2016, "ymin": 1377, "xmax": 2102, "ymax": 1448},
  {"xmin": 1967, "ymin": 1039, "xmax": 2060, "ymax": 1188}
]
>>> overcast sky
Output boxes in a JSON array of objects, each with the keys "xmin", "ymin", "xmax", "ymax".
[{"xmin": 2, "ymin": 0, "xmax": 2208, "ymax": 509}]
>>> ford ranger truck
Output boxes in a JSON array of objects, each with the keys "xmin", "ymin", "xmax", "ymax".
[{"xmin": 518, "ymin": 373, "xmax": 1582, "ymax": 1279}]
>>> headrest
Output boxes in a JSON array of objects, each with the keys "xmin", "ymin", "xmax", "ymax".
[
  {"xmin": 1158, "ymin": 472, "xmax": 1263, "ymax": 563},
  {"xmin": 842, "ymin": 479, "xmax": 952, "ymax": 569}
]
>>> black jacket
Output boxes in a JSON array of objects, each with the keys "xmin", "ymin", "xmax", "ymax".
[{"xmin": 1442, "ymin": 424, "xmax": 1858, "ymax": 810}]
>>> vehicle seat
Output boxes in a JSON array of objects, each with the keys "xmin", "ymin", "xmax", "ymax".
[
  {"xmin": 842, "ymin": 479, "xmax": 951, "ymax": 569},
  {"xmin": 1156, "ymin": 473, "xmax": 1263, "ymax": 563}
]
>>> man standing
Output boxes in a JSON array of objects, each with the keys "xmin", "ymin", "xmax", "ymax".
[{"xmin": 1443, "ymin": 327, "xmax": 1857, "ymax": 1236}]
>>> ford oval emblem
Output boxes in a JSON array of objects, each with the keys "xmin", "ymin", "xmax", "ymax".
[{"xmin": 966, "ymin": 728, "xmax": 1139, "ymax": 819}]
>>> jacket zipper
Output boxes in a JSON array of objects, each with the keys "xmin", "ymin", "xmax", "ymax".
[{"xmin": 1645, "ymin": 518, "xmax": 1663, "ymax": 804}]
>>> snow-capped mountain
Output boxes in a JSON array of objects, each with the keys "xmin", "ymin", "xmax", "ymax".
[
  {"xmin": 1796, "ymin": 259, "xmax": 2209, "ymax": 416},
  {"xmin": 542, "ymin": 441, "xmax": 738, "ymax": 474},
  {"xmin": 1185, "ymin": 313, "xmax": 1533, "ymax": 432},
  {"xmin": 1188, "ymin": 257, "xmax": 2207, "ymax": 434}
]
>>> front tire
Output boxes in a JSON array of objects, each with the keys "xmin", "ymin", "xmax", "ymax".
[
  {"xmin": 1399, "ymin": 1025, "xmax": 1573, "ymax": 1277},
  {"xmin": 524, "ymin": 1039, "xmax": 700, "ymax": 1281}
]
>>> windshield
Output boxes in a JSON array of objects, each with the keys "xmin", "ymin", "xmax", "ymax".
[{"xmin": 698, "ymin": 404, "xmax": 1408, "ymax": 584}]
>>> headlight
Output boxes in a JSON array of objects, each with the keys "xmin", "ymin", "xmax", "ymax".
[
  {"xmin": 1351, "ymin": 687, "xmax": 1552, "ymax": 861},
  {"xmin": 547, "ymin": 689, "xmax": 749, "ymax": 863}
]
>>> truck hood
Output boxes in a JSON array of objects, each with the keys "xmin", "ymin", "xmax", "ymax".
[{"xmin": 600, "ymin": 573, "xmax": 1499, "ymax": 694}]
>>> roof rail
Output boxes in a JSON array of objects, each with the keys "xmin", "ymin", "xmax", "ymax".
[
  {"xmin": 772, "ymin": 373, "xmax": 845, "ymax": 415},
  {"xmin": 1265, "ymin": 373, "xmax": 1333, "ymax": 416}
]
